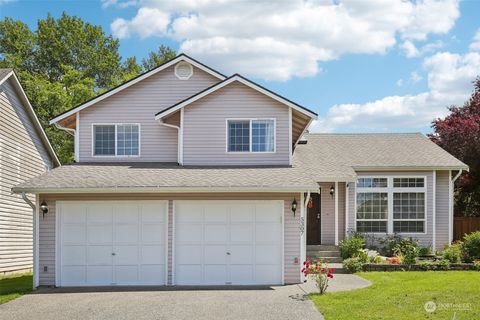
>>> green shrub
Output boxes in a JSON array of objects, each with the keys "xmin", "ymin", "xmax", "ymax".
[
  {"xmin": 377, "ymin": 234, "xmax": 403, "ymax": 256},
  {"xmin": 418, "ymin": 260, "xmax": 434, "ymax": 271},
  {"xmin": 462, "ymin": 231, "xmax": 480, "ymax": 262},
  {"xmin": 339, "ymin": 235, "xmax": 365, "ymax": 259},
  {"xmin": 442, "ymin": 243, "xmax": 462, "ymax": 263},
  {"xmin": 371, "ymin": 255, "xmax": 383, "ymax": 264},
  {"xmin": 438, "ymin": 259, "xmax": 451, "ymax": 270},
  {"xmin": 419, "ymin": 246, "xmax": 433, "ymax": 256},
  {"xmin": 393, "ymin": 238, "xmax": 419, "ymax": 266},
  {"xmin": 343, "ymin": 257, "xmax": 364, "ymax": 273}
]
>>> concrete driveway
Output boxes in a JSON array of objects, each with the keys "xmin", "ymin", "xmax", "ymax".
[{"xmin": 0, "ymin": 283, "xmax": 324, "ymax": 320}]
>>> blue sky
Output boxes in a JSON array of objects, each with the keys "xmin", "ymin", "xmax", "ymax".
[{"xmin": 1, "ymin": 0, "xmax": 480, "ymax": 133}]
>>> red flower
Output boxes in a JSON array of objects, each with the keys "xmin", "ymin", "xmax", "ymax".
[
  {"xmin": 321, "ymin": 267, "xmax": 325, "ymax": 272},
  {"xmin": 329, "ymin": 268, "xmax": 334, "ymax": 273},
  {"xmin": 327, "ymin": 273, "xmax": 333, "ymax": 278}
]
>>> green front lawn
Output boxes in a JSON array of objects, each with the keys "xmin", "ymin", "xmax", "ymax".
[
  {"xmin": 311, "ymin": 271, "xmax": 480, "ymax": 320},
  {"xmin": 0, "ymin": 273, "xmax": 32, "ymax": 305}
]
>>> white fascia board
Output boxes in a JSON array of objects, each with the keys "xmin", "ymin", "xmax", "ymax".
[
  {"xmin": 353, "ymin": 166, "xmax": 469, "ymax": 171},
  {"xmin": 155, "ymin": 75, "xmax": 318, "ymax": 121},
  {"xmin": 6, "ymin": 72, "xmax": 61, "ymax": 167},
  {"xmin": 50, "ymin": 55, "xmax": 226, "ymax": 125},
  {"xmin": 0, "ymin": 70, "xmax": 14, "ymax": 86},
  {"xmin": 12, "ymin": 186, "xmax": 321, "ymax": 194}
]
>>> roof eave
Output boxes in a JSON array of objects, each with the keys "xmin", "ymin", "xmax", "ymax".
[{"xmin": 353, "ymin": 165, "xmax": 469, "ymax": 171}]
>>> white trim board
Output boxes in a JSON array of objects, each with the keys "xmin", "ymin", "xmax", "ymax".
[
  {"xmin": 155, "ymin": 75, "xmax": 318, "ymax": 121},
  {"xmin": 50, "ymin": 54, "xmax": 226, "ymax": 125}
]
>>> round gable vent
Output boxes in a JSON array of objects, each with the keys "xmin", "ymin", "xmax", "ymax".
[{"xmin": 174, "ymin": 61, "xmax": 193, "ymax": 80}]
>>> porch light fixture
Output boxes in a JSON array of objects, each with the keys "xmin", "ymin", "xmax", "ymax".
[
  {"xmin": 40, "ymin": 201, "xmax": 49, "ymax": 218},
  {"xmin": 291, "ymin": 198, "xmax": 298, "ymax": 216},
  {"xmin": 330, "ymin": 186, "xmax": 335, "ymax": 197}
]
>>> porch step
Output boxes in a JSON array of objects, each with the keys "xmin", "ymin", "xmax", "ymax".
[
  {"xmin": 307, "ymin": 245, "xmax": 343, "ymax": 264},
  {"xmin": 306, "ymin": 250, "xmax": 341, "ymax": 258},
  {"xmin": 307, "ymin": 245, "xmax": 339, "ymax": 251},
  {"xmin": 325, "ymin": 263, "xmax": 348, "ymax": 274},
  {"xmin": 308, "ymin": 256, "xmax": 343, "ymax": 263}
]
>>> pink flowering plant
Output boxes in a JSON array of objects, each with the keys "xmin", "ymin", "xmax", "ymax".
[{"xmin": 301, "ymin": 259, "xmax": 334, "ymax": 294}]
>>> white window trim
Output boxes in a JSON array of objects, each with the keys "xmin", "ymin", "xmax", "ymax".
[
  {"xmin": 91, "ymin": 123, "xmax": 141, "ymax": 158},
  {"xmin": 355, "ymin": 176, "xmax": 427, "ymax": 235},
  {"xmin": 225, "ymin": 118, "xmax": 276, "ymax": 154}
]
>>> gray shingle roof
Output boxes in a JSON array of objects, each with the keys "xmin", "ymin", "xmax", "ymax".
[
  {"xmin": 297, "ymin": 133, "xmax": 468, "ymax": 173},
  {"xmin": 12, "ymin": 133, "xmax": 467, "ymax": 193},
  {"xmin": 12, "ymin": 163, "xmax": 319, "ymax": 193}
]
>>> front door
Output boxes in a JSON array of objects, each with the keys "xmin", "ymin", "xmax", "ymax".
[{"xmin": 307, "ymin": 193, "xmax": 321, "ymax": 245}]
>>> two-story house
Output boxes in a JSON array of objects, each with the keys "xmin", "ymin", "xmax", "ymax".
[
  {"xmin": 13, "ymin": 54, "xmax": 467, "ymax": 287},
  {"xmin": 0, "ymin": 69, "xmax": 59, "ymax": 274}
]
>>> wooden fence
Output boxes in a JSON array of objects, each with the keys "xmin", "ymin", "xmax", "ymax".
[{"xmin": 454, "ymin": 216, "xmax": 480, "ymax": 241}]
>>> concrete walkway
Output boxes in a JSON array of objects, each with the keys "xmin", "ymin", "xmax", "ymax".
[{"xmin": 0, "ymin": 275, "xmax": 370, "ymax": 320}]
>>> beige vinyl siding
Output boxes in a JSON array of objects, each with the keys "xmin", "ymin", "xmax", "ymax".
[
  {"xmin": 78, "ymin": 64, "xmax": 220, "ymax": 162},
  {"xmin": 39, "ymin": 192, "xmax": 302, "ymax": 286},
  {"xmin": 319, "ymin": 182, "xmax": 346, "ymax": 245},
  {"xmin": 435, "ymin": 170, "xmax": 450, "ymax": 249},
  {"xmin": 355, "ymin": 171, "xmax": 434, "ymax": 248},
  {"xmin": 182, "ymin": 82, "xmax": 290, "ymax": 165},
  {"xmin": 338, "ymin": 183, "xmax": 346, "ymax": 242},
  {"xmin": 347, "ymin": 182, "xmax": 356, "ymax": 235},
  {"xmin": 0, "ymin": 78, "xmax": 52, "ymax": 273}
]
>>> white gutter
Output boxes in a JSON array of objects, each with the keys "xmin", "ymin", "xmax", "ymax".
[
  {"xmin": 21, "ymin": 193, "xmax": 38, "ymax": 289},
  {"xmin": 158, "ymin": 119, "xmax": 182, "ymax": 164},
  {"xmin": 449, "ymin": 169, "xmax": 463, "ymax": 244}
]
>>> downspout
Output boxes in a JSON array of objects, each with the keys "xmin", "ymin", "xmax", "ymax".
[
  {"xmin": 449, "ymin": 170, "xmax": 463, "ymax": 244},
  {"xmin": 21, "ymin": 193, "xmax": 38, "ymax": 289},
  {"xmin": 158, "ymin": 120, "xmax": 181, "ymax": 164}
]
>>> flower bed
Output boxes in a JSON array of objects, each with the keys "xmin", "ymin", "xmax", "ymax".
[{"xmin": 362, "ymin": 263, "xmax": 479, "ymax": 272}]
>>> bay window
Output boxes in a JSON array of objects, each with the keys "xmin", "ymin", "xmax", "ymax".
[{"xmin": 356, "ymin": 176, "xmax": 426, "ymax": 234}]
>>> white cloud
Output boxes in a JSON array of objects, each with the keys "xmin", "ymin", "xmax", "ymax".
[
  {"xmin": 111, "ymin": 7, "xmax": 170, "ymax": 39},
  {"xmin": 410, "ymin": 71, "xmax": 423, "ymax": 83},
  {"xmin": 401, "ymin": 40, "xmax": 444, "ymax": 58},
  {"xmin": 310, "ymin": 51, "xmax": 480, "ymax": 132},
  {"xmin": 470, "ymin": 29, "xmax": 480, "ymax": 51},
  {"xmin": 101, "ymin": 0, "xmax": 137, "ymax": 9},
  {"xmin": 110, "ymin": 0, "xmax": 460, "ymax": 81},
  {"xmin": 396, "ymin": 79, "xmax": 404, "ymax": 87}
]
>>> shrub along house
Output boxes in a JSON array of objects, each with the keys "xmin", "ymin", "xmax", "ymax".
[{"xmin": 12, "ymin": 54, "xmax": 467, "ymax": 287}]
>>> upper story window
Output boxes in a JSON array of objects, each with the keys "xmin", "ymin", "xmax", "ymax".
[
  {"xmin": 93, "ymin": 124, "xmax": 140, "ymax": 157},
  {"xmin": 227, "ymin": 119, "xmax": 275, "ymax": 153}
]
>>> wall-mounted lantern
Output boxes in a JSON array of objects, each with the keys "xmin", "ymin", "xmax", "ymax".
[
  {"xmin": 291, "ymin": 198, "xmax": 298, "ymax": 216},
  {"xmin": 40, "ymin": 201, "xmax": 49, "ymax": 218},
  {"xmin": 330, "ymin": 186, "xmax": 335, "ymax": 197}
]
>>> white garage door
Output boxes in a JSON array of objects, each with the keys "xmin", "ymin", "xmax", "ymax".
[
  {"xmin": 175, "ymin": 201, "xmax": 283, "ymax": 285},
  {"xmin": 58, "ymin": 201, "xmax": 167, "ymax": 286}
]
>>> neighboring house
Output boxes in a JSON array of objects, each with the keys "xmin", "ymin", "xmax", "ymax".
[
  {"xmin": 0, "ymin": 69, "xmax": 60, "ymax": 274},
  {"xmin": 12, "ymin": 55, "xmax": 467, "ymax": 288}
]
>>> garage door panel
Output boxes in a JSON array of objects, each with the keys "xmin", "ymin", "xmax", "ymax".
[
  {"xmin": 60, "ymin": 201, "xmax": 167, "ymax": 286},
  {"xmin": 87, "ymin": 205, "xmax": 112, "ymax": 223},
  {"xmin": 141, "ymin": 224, "xmax": 165, "ymax": 243},
  {"xmin": 63, "ymin": 225, "xmax": 86, "ymax": 243},
  {"xmin": 87, "ymin": 266, "xmax": 112, "ymax": 285},
  {"xmin": 176, "ymin": 245, "xmax": 203, "ymax": 264},
  {"xmin": 230, "ymin": 225, "xmax": 253, "ymax": 242},
  {"xmin": 205, "ymin": 265, "xmax": 227, "ymax": 284},
  {"xmin": 62, "ymin": 204, "xmax": 86, "ymax": 223},
  {"xmin": 230, "ymin": 205, "xmax": 254, "ymax": 222},
  {"xmin": 141, "ymin": 246, "xmax": 165, "ymax": 264},
  {"xmin": 229, "ymin": 245, "xmax": 253, "ymax": 264},
  {"xmin": 62, "ymin": 245, "xmax": 86, "ymax": 265},
  {"xmin": 62, "ymin": 266, "xmax": 86, "ymax": 285},
  {"xmin": 116, "ymin": 204, "xmax": 139, "ymax": 223},
  {"xmin": 204, "ymin": 245, "xmax": 228, "ymax": 264},
  {"xmin": 87, "ymin": 246, "xmax": 113, "ymax": 265},
  {"xmin": 205, "ymin": 205, "xmax": 228, "ymax": 222},
  {"xmin": 115, "ymin": 265, "xmax": 138, "ymax": 284},
  {"xmin": 255, "ymin": 224, "xmax": 281, "ymax": 242},
  {"xmin": 176, "ymin": 265, "xmax": 203, "ymax": 285},
  {"xmin": 175, "ymin": 200, "xmax": 283, "ymax": 285},
  {"xmin": 204, "ymin": 225, "xmax": 227, "ymax": 242},
  {"xmin": 230, "ymin": 265, "xmax": 253, "ymax": 284},
  {"xmin": 140, "ymin": 265, "xmax": 165, "ymax": 284},
  {"xmin": 176, "ymin": 224, "xmax": 202, "ymax": 242},
  {"xmin": 87, "ymin": 225, "xmax": 113, "ymax": 244},
  {"xmin": 255, "ymin": 245, "xmax": 280, "ymax": 264},
  {"xmin": 115, "ymin": 225, "xmax": 139, "ymax": 243},
  {"xmin": 115, "ymin": 246, "xmax": 138, "ymax": 265}
]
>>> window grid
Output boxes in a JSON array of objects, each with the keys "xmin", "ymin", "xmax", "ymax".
[
  {"xmin": 93, "ymin": 124, "xmax": 140, "ymax": 157},
  {"xmin": 393, "ymin": 177, "xmax": 424, "ymax": 188},
  {"xmin": 227, "ymin": 119, "xmax": 275, "ymax": 153},
  {"xmin": 357, "ymin": 178, "xmax": 388, "ymax": 188},
  {"xmin": 356, "ymin": 176, "xmax": 426, "ymax": 234}
]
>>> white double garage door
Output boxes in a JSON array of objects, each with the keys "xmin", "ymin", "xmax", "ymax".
[{"xmin": 58, "ymin": 200, "xmax": 283, "ymax": 286}]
